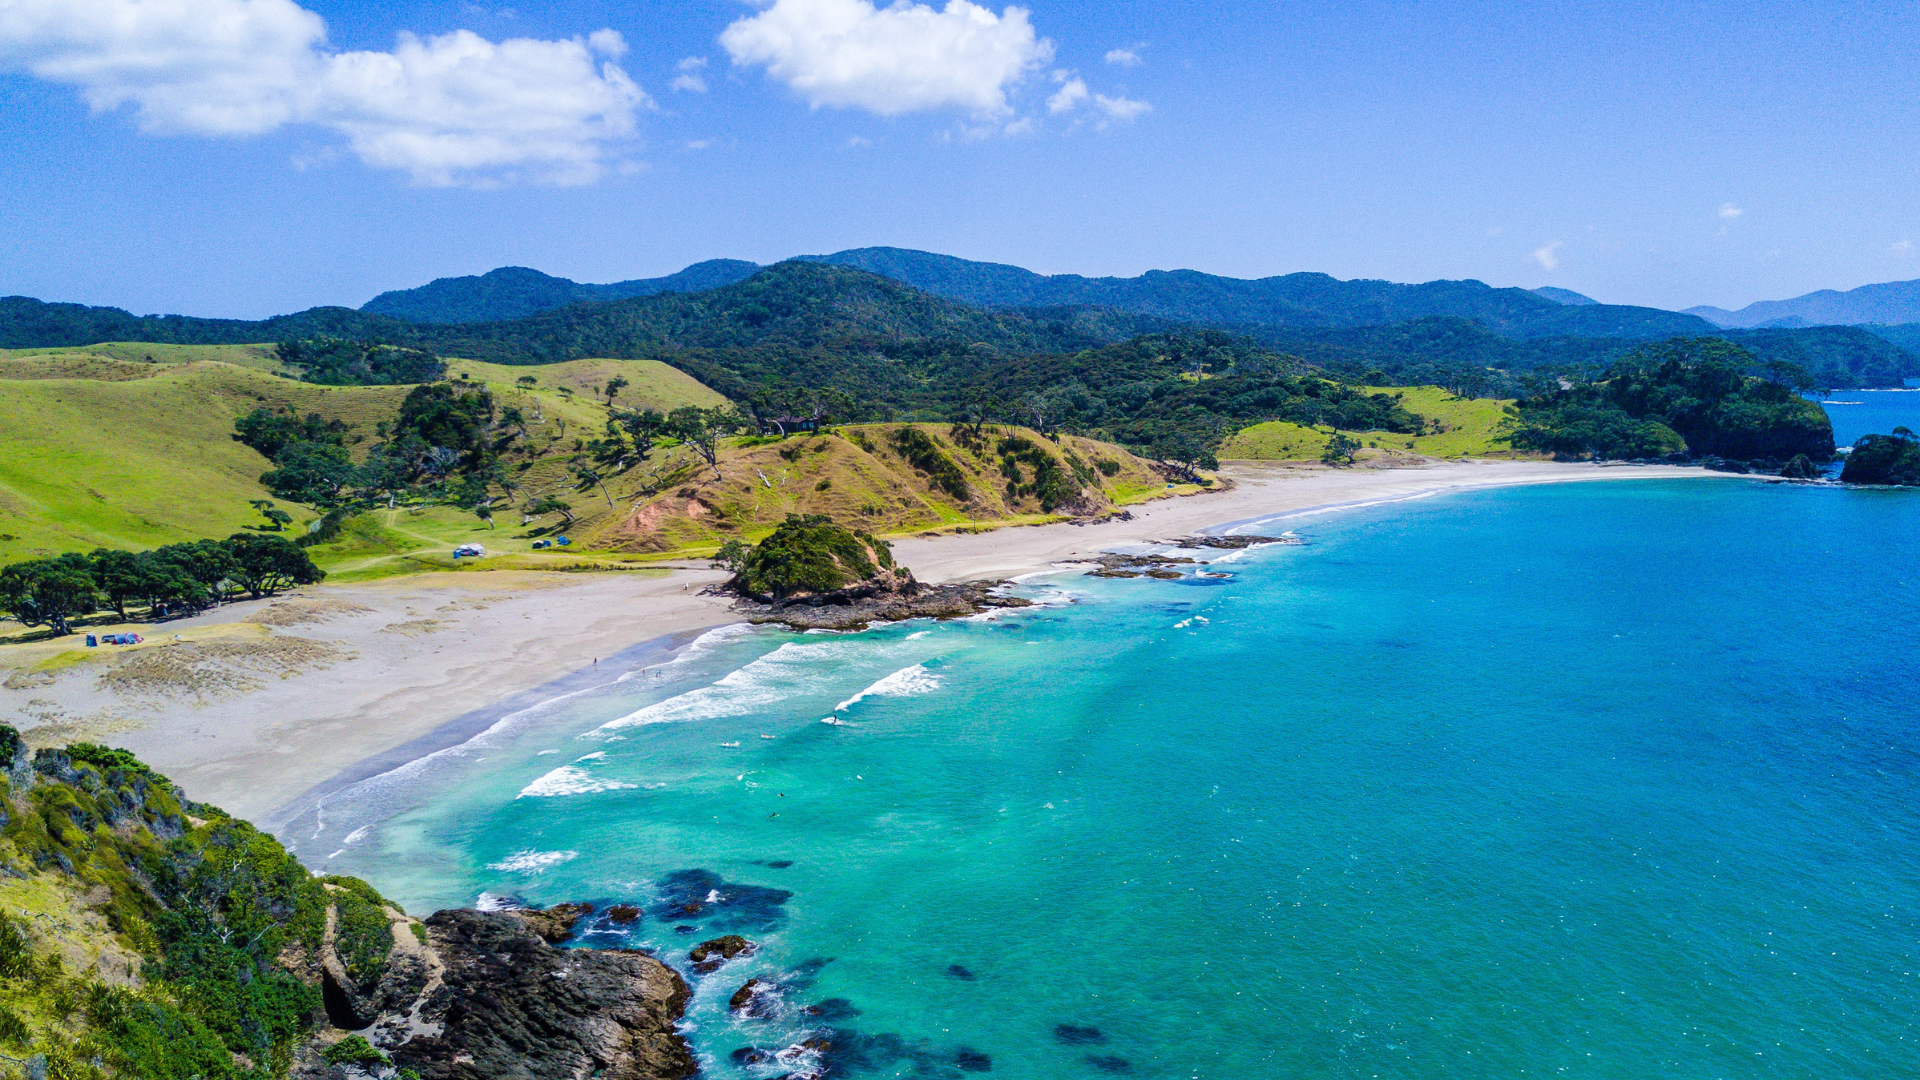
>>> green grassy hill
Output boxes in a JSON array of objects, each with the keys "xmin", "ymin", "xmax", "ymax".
[
  {"xmin": 1221, "ymin": 386, "xmax": 1521, "ymax": 460},
  {"xmin": 0, "ymin": 351, "xmax": 722, "ymax": 567},
  {"xmin": 0, "ymin": 349, "xmax": 1179, "ymax": 582},
  {"xmin": 580, "ymin": 424, "xmax": 1174, "ymax": 558}
]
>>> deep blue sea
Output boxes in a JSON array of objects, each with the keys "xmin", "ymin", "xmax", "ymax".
[
  {"xmin": 1821, "ymin": 388, "xmax": 1920, "ymax": 446},
  {"xmin": 291, "ymin": 475, "xmax": 1920, "ymax": 1080}
]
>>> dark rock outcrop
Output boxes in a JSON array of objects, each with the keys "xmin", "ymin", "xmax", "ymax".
[
  {"xmin": 511, "ymin": 901, "xmax": 594, "ymax": 943},
  {"xmin": 737, "ymin": 580, "xmax": 1031, "ymax": 631},
  {"xmin": 690, "ymin": 934, "xmax": 755, "ymax": 974},
  {"xmin": 380, "ymin": 909, "xmax": 695, "ymax": 1080}
]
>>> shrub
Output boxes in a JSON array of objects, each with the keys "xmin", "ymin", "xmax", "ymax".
[{"xmin": 323, "ymin": 1034, "xmax": 389, "ymax": 1066}]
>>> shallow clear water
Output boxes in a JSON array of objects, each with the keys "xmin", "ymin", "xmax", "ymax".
[{"xmin": 294, "ymin": 478, "xmax": 1920, "ymax": 1079}]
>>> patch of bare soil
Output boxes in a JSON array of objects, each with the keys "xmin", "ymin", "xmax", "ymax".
[
  {"xmin": 243, "ymin": 597, "xmax": 376, "ymax": 627},
  {"xmin": 96, "ymin": 637, "xmax": 352, "ymax": 699}
]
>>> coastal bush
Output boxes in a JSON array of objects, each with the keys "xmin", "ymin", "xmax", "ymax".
[
  {"xmin": 1839, "ymin": 429, "xmax": 1920, "ymax": 485},
  {"xmin": 323, "ymin": 1033, "xmax": 389, "ymax": 1066},
  {"xmin": 332, "ymin": 888, "xmax": 395, "ymax": 989},
  {"xmin": 997, "ymin": 436, "xmax": 1081, "ymax": 511},
  {"xmin": 890, "ymin": 427, "xmax": 971, "ymax": 502},
  {"xmin": 733, "ymin": 514, "xmax": 899, "ymax": 601},
  {"xmin": 0, "ymin": 735, "xmax": 350, "ymax": 1077},
  {"xmin": 1510, "ymin": 338, "xmax": 1834, "ymax": 463}
]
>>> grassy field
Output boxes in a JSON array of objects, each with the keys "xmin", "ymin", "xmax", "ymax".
[
  {"xmin": 0, "ymin": 351, "xmax": 725, "ymax": 568},
  {"xmin": 1221, "ymin": 386, "xmax": 1522, "ymax": 460},
  {"xmin": 448, "ymin": 357, "xmax": 727, "ymax": 415},
  {"xmin": 0, "ymin": 342, "xmax": 285, "ymax": 374}
]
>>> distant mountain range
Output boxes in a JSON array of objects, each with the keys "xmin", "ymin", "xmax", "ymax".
[
  {"xmin": 359, "ymin": 260, "xmax": 760, "ymax": 323},
  {"xmin": 1686, "ymin": 278, "xmax": 1920, "ymax": 329},
  {"xmin": 4, "ymin": 251, "xmax": 1917, "ymax": 390},
  {"xmin": 359, "ymin": 247, "xmax": 1708, "ymax": 342}
]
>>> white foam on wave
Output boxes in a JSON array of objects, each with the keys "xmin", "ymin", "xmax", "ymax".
[
  {"xmin": 518, "ymin": 760, "xmax": 639, "ymax": 798},
  {"xmin": 487, "ymin": 849, "xmax": 578, "ymax": 873},
  {"xmin": 342, "ymin": 825, "xmax": 371, "ymax": 846},
  {"xmin": 591, "ymin": 638, "xmax": 879, "ymax": 734},
  {"xmin": 906, "ymin": 630, "xmax": 932, "ymax": 640},
  {"xmin": 835, "ymin": 663, "xmax": 941, "ymax": 712}
]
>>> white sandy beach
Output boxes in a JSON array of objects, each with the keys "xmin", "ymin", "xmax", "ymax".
[{"xmin": 0, "ymin": 459, "xmax": 1726, "ymax": 824}]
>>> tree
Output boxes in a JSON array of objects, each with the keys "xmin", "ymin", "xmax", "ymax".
[
  {"xmin": 474, "ymin": 502, "xmax": 496, "ymax": 529},
  {"xmin": 261, "ymin": 442, "xmax": 358, "ymax": 505},
  {"xmin": 524, "ymin": 496, "xmax": 574, "ymax": 527},
  {"xmin": 710, "ymin": 538, "xmax": 750, "ymax": 573},
  {"xmin": 249, "ymin": 499, "xmax": 292, "ymax": 531},
  {"xmin": 611, "ymin": 408, "xmax": 668, "ymax": 464},
  {"xmin": 1018, "ymin": 389, "xmax": 1068, "ymax": 436},
  {"xmin": 603, "ymin": 376, "xmax": 629, "ymax": 408},
  {"xmin": 668, "ymin": 406, "xmax": 741, "ymax": 476},
  {"xmin": 88, "ymin": 548, "xmax": 155, "ymax": 620},
  {"xmin": 954, "ymin": 386, "xmax": 1002, "ymax": 438},
  {"xmin": 222, "ymin": 534, "xmax": 325, "ymax": 600},
  {"xmin": 499, "ymin": 406, "xmax": 529, "ymax": 442},
  {"xmin": 573, "ymin": 465, "xmax": 615, "ymax": 509},
  {"xmin": 1321, "ymin": 431, "xmax": 1360, "ymax": 465},
  {"xmin": 0, "ymin": 557, "xmax": 98, "ymax": 636},
  {"xmin": 516, "ymin": 375, "xmax": 538, "ymax": 390}
]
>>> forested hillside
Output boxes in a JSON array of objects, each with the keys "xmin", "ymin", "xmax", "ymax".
[
  {"xmin": 360, "ymin": 260, "xmax": 760, "ymax": 323},
  {"xmin": 806, "ymin": 247, "xmax": 1712, "ymax": 339},
  {"xmin": 10, "ymin": 260, "xmax": 1914, "ymax": 393}
]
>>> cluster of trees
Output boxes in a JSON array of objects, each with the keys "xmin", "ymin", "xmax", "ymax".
[
  {"xmin": 0, "ymin": 535, "xmax": 323, "ymax": 636},
  {"xmin": 723, "ymin": 513, "xmax": 901, "ymax": 602},
  {"xmin": 1508, "ymin": 338, "xmax": 1836, "ymax": 464},
  {"xmin": 236, "ymin": 383, "xmax": 499, "ymax": 508},
  {"xmin": 1840, "ymin": 428, "xmax": 1920, "ymax": 485},
  {"xmin": 274, "ymin": 337, "xmax": 445, "ymax": 385}
]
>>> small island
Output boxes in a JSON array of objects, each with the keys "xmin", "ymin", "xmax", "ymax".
[
  {"xmin": 1839, "ymin": 428, "xmax": 1920, "ymax": 486},
  {"xmin": 719, "ymin": 514, "xmax": 1030, "ymax": 630}
]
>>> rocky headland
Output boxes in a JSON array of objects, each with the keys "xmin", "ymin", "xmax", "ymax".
[{"xmin": 0, "ymin": 727, "xmax": 710, "ymax": 1080}]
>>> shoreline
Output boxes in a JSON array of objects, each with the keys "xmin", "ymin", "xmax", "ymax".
[{"xmin": 0, "ymin": 460, "xmax": 1730, "ymax": 825}]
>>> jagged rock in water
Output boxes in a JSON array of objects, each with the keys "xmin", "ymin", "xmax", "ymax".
[
  {"xmin": 689, "ymin": 934, "xmax": 755, "ymax": 974},
  {"xmin": 374, "ymin": 909, "xmax": 694, "ymax": 1080},
  {"xmin": 729, "ymin": 978, "xmax": 771, "ymax": 1016},
  {"xmin": 511, "ymin": 901, "xmax": 595, "ymax": 943},
  {"xmin": 1779, "ymin": 453, "xmax": 1821, "ymax": 480},
  {"xmin": 607, "ymin": 904, "xmax": 643, "ymax": 924}
]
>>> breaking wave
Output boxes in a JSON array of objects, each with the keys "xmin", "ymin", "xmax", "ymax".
[
  {"xmin": 836, "ymin": 663, "xmax": 941, "ymax": 712},
  {"xmin": 486, "ymin": 849, "xmax": 578, "ymax": 873}
]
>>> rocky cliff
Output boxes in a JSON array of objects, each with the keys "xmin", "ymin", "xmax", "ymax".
[{"xmin": 0, "ymin": 726, "xmax": 694, "ymax": 1080}]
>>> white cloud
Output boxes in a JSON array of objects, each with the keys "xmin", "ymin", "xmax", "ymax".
[
  {"xmin": 1894, "ymin": 240, "xmax": 1914, "ymax": 257},
  {"xmin": 0, "ymin": 0, "xmax": 648, "ymax": 186},
  {"xmin": 719, "ymin": 0, "xmax": 1052, "ymax": 117},
  {"xmin": 672, "ymin": 54, "xmax": 707, "ymax": 92},
  {"xmin": 1103, "ymin": 46, "xmax": 1141, "ymax": 66},
  {"xmin": 1717, "ymin": 202, "xmax": 1743, "ymax": 220},
  {"xmin": 1093, "ymin": 92, "xmax": 1149, "ymax": 122},
  {"xmin": 847, "ymin": 134, "xmax": 874, "ymax": 148},
  {"xmin": 1533, "ymin": 241, "xmax": 1563, "ymax": 270},
  {"xmin": 1047, "ymin": 76, "xmax": 1087, "ymax": 114}
]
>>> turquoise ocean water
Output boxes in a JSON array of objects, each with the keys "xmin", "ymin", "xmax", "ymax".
[{"xmin": 289, "ymin": 472, "xmax": 1920, "ymax": 1079}]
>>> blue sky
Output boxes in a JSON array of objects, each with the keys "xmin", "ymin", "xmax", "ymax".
[{"xmin": 2, "ymin": 0, "xmax": 1917, "ymax": 318}]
